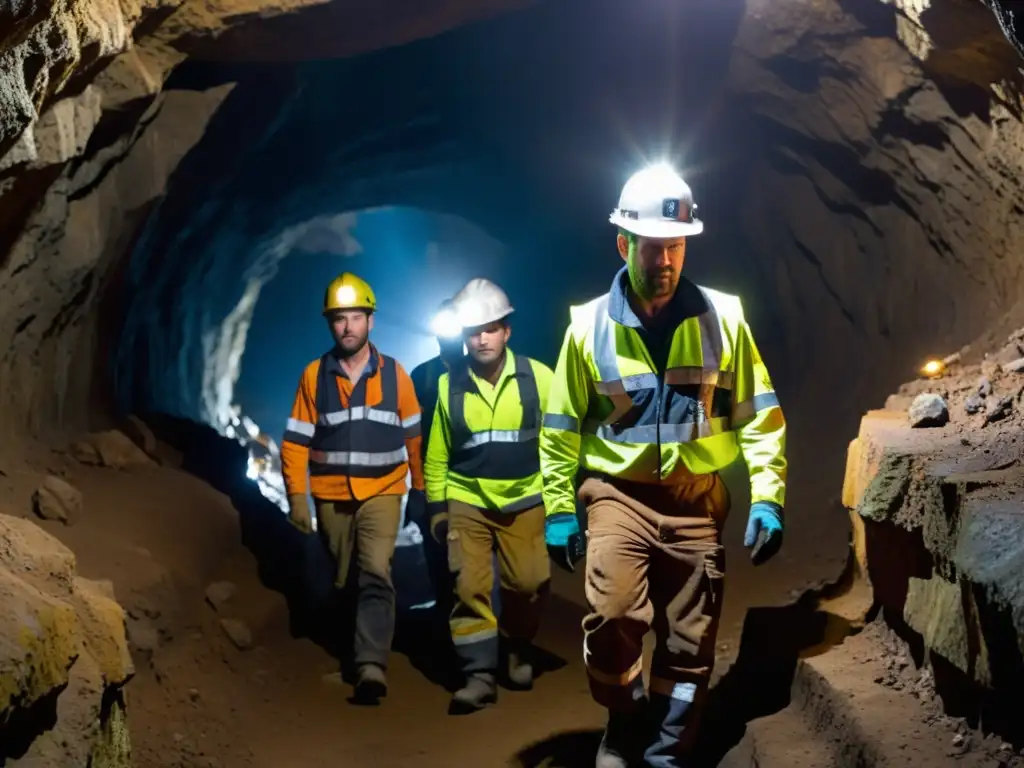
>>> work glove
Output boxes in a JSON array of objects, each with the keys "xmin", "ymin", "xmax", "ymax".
[
  {"xmin": 405, "ymin": 488, "xmax": 427, "ymax": 526},
  {"xmin": 744, "ymin": 501, "xmax": 783, "ymax": 566},
  {"xmin": 287, "ymin": 493, "xmax": 314, "ymax": 534},
  {"xmin": 545, "ymin": 513, "xmax": 585, "ymax": 573},
  {"xmin": 427, "ymin": 501, "xmax": 449, "ymax": 544}
]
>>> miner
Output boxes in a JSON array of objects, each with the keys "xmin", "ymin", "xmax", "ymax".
[{"xmin": 539, "ymin": 164, "xmax": 787, "ymax": 766}]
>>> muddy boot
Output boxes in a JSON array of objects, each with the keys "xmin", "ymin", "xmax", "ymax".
[
  {"xmin": 505, "ymin": 641, "xmax": 534, "ymax": 691},
  {"xmin": 353, "ymin": 663, "xmax": 387, "ymax": 704},
  {"xmin": 449, "ymin": 672, "xmax": 497, "ymax": 714},
  {"xmin": 596, "ymin": 708, "xmax": 647, "ymax": 768}
]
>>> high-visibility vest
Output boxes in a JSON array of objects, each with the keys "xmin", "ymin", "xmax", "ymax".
[
  {"xmin": 448, "ymin": 353, "xmax": 541, "ymax": 481},
  {"xmin": 308, "ymin": 352, "xmax": 408, "ymax": 478},
  {"xmin": 540, "ymin": 276, "xmax": 786, "ymax": 516}
]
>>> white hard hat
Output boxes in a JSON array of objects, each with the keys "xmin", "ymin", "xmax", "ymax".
[
  {"xmin": 453, "ymin": 278, "xmax": 514, "ymax": 328},
  {"xmin": 609, "ymin": 163, "xmax": 703, "ymax": 238}
]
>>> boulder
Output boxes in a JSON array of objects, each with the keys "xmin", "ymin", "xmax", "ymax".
[
  {"xmin": 0, "ymin": 515, "xmax": 133, "ymax": 764},
  {"xmin": 908, "ymin": 393, "xmax": 949, "ymax": 428},
  {"xmin": 32, "ymin": 476, "xmax": 83, "ymax": 524},
  {"xmin": 71, "ymin": 431, "xmax": 154, "ymax": 470}
]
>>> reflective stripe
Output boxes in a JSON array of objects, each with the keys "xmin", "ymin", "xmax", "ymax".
[
  {"xmin": 500, "ymin": 492, "xmax": 543, "ymax": 513},
  {"xmin": 310, "ymin": 447, "xmax": 408, "ymax": 467},
  {"xmin": 582, "ymin": 417, "xmax": 731, "ymax": 444},
  {"xmin": 649, "ymin": 677, "xmax": 698, "ymax": 702},
  {"xmin": 286, "ymin": 418, "xmax": 316, "ymax": 437},
  {"xmin": 318, "ymin": 406, "xmax": 401, "ymax": 427},
  {"xmin": 543, "ymin": 413, "xmax": 580, "ymax": 432},
  {"xmin": 457, "ymin": 427, "xmax": 540, "ymax": 450},
  {"xmin": 733, "ymin": 391, "xmax": 780, "ymax": 424},
  {"xmin": 664, "ymin": 367, "xmax": 734, "ymax": 389},
  {"xmin": 451, "ymin": 627, "xmax": 498, "ymax": 646},
  {"xmin": 584, "ymin": 656, "xmax": 644, "ymax": 687},
  {"xmin": 402, "ymin": 413, "xmax": 421, "ymax": 428}
]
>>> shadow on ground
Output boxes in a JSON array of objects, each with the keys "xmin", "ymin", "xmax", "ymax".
[
  {"xmin": 141, "ymin": 413, "xmax": 567, "ymax": 696},
  {"xmin": 509, "ymin": 590, "xmax": 853, "ymax": 767}
]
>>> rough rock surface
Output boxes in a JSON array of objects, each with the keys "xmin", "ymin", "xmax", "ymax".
[
  {"xmin": 908, "ymin": 392, "xmax": 950, "ymax": 427},
  {"xmin": 71, "ymin": 429, "xmax": 155, "ymax": 469},
  {"xmin": 843, "ymin": 325, "xmax": 1024, "ymax": 738},
  {"xmin": 32, "ymin": 474, "xmax": 83, "ymax": 523},
  {"xmin": 0, "ymin": 513, "xmax": 133, "ymax": 765}
]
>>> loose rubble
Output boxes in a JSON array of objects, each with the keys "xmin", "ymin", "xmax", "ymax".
[
  {"xmin": 908, "ymin": 393, "xmax": 949, "ymax": 427},
  {"xmin": 32, "ymin": 474, "xmax": 83, "ymax": 523}
]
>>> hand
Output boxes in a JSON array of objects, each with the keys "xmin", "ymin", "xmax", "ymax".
[
  {"xmin": 744, "ymin": 501, "xmax": 783, "ymax": 566},
  {"xmin": 287, "ymin": 494, "xmax": 314, "ymax": 534},
  {"xmin": 405, "ymin": 489, "xmax": 427, "ymax": 525},
  {"xmin": 427, "ymin": 501, "xmax": 448, "ymax": 544},
  {"xmin": 545, "ymin": 513, "xmax": 585, "ymax": 573}
]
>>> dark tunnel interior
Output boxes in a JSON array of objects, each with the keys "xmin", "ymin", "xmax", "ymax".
[{"xmin": 2, "ymin": 0, "xmax": 1024, "ymax": 764}]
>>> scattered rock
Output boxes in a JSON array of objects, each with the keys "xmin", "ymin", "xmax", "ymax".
[
  {"xmin": 32, "ymin": 475, "xmax": 83, "ymax": 524},
  {"xmin": 71, "ymin": 430, "xmax": 155, "ymax": 470},
  {"xmin": 942, "ymin": 352, "xmax": 962, "ymax": 366},
  {"xmin": 984, "ymin": 395, "xmax": 1014, "ymax": 425},
  {"xmin": 908, "ymin": 393, "xmax": 949, "ymax": 428},
  {"xmin": 205, "ymin": 581, "xmax": 237, "ymax": 612},
  {"xmin": 965, "ymin": 394, "xmax": 985, "ymax": 415},
  {"xmin": 128, "ymin": 617, "xmax": 160, "ymax": 655},
  {"xmin": 129, "ymin": 596, "xmax": 161, "ymax": 620},
  {"xmin": 219, "ymin": 618, "xmax": 253, "ymax": 650},
  {"xmin": 977, "ymin": 376, "xmax": 993, "ymax": 397},
  {"xmin": 188, "ymin": 688, "xmax": 201, "ymax": 702},
  {"xmin": 1000, "ymin": 357, "xmax": 1024, "ymax": 374},
  {"xmin": 121, "ymin": 415, "xmax": 159, "ymax": 457}
]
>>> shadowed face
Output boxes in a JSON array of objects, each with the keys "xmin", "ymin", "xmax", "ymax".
[
  {"xmin": 618, "ymin": 233, "xmax": 687, "ymax": 300},
  {"xmin": 464, "ymin": 321, "xmax": 510, "ymax": 366},
  {"xmin": 327, "ymin": 309, "xmax": 373, "ymax": 357}
]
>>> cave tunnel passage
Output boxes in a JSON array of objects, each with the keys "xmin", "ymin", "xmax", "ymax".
[
  {"xmin": 108, "ymin": 0, "xmax": 1024, "ymax": 607},
  {"xmin": 234, "ymin": 207, "xmax": 507, "ymax": 435}
]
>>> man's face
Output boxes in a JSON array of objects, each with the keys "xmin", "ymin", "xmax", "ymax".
[
  {"xmin": 464, "ymin": 321, "xmax": 510, "ymax": 366},
  {"xmin": 327, "ymin": 309, "xmax": 373, "ymax": 357},
  {"xmin": 618, "ymin": 233, "xmax": 686, "ymax": 301}
]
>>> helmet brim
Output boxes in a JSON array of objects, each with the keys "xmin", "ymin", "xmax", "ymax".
[{"xmin": 609, "ymin": 213, "xmax": 704, "ymax": 238}]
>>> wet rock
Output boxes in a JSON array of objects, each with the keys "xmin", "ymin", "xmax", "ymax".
[
  {"xmin": 965, "ymin": 394, "xmax": 985, "ymax": 414},
  {"xmin": 977, "ymin": 377, "xmax": 993, "ymax": 397},
  {"xmin": 984, "ymin": 395, "xmax": 1014, "ymax": 425},
  {"xmin": 71, "ymin": 430, "xmax": 155, "ymax": 470},
  {"xmin": 219, "ymin": 618, "xmax": 253, "ymax": 650},
  {"xmin": 205, "ymin": 581, "xmax": 237, "ymax": 612},
  {"xmin": 32, "ymin": 475, "xmax": 83, "ymax": 524},
  {"xmin": 908, "ymin": 393, "xmax": 949, "ymax": 428}
]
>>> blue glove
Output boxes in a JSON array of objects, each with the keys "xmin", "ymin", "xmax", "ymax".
[
  {"xmin": 545, "ymin": 513, "xmax": 585, "ymax": 573},
  {"xmin": 744, "ymin": 501, "xmax": 783, "ymax": 566}
]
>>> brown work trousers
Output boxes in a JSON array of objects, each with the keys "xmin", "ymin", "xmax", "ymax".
[
  {"xmin": 580, "ymin": 473, "xmax": 729, "ymax": 725},
  {"xmin": 315, "ymin": 494, "xmax": 402, "ymax": 669},
  {"xmin": 447, "ymin": 500, "xmax": 551, "ymax": 673}
]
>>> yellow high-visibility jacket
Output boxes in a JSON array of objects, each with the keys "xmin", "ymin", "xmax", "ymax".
[
  {"xmin": 539, "ymin": 270, "xmax": 786, "ymax": 517},
  {"xmin": 426, "ymin": 350, "xmax": 554, "ymax": 513}
]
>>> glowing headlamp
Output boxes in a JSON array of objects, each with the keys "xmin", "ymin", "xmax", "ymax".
[{"xmin": 430, "ymin": 308, "xmax": 462, "ymax": 340}]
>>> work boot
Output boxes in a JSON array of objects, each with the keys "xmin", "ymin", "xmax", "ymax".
[
  {"xmin": 449, "ymin": 672, "xmax": 497, "ymax": 714},
  {"xmin": 505, "ymin": 641, "xmax": 534, "ymax": 691},
  {"xmin": 353, "ymin": 663, "xmax": 387, "ymax": 704},
  {"xmin": 596, "ymin": 708, "xmax": 647, "ymax": 768}
]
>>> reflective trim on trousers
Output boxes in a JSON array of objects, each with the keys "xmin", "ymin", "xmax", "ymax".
[
  {"xmin": 457, "ymin": 427, "xmax": 540, "ymax": 450},
  {"xmin": 650, "ymin": 677, "xmax": 698, "ymax": 702},
  {"xmin": 585, "ymin": 657, "xmax": 644, "ymax": 687},
  {"xmin": 581, "ymin": 417, "xmax": 731, "ymax": 444},
  {"xmin": 318, "ymin": 407, "xmax": 401, "ymax": 427},
  {"xmin": 542, "ymin": 413, "xmax": 580, "ymax": 432},
  {"xmin": 309, "ymin": 446, "xmax": 408, "ymax": 467},
  {"xmin": 732, "ymin": 391, "xmax": 780, "ymax": 424}
]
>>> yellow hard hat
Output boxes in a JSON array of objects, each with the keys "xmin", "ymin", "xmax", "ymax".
[{"xmin": 323, "ymin": 272, "xmax": 376, "ymax": 315}]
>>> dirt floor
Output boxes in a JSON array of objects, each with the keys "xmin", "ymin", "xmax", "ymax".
[{"xmin": 0, "ymin": 423, "xmax": 1010, "ymax": 767}]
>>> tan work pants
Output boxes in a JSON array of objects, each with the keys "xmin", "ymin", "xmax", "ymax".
[
  {"xmin": 447, "ymin": 500, "xmax": 551, "ymax": 673},
  {"xmin": 315, "ymin": 494, "xmax": 402, "ymax": 668},
  {"xmin": 580, "ymin": 473, "xmax": 729, "ymax": 725}
]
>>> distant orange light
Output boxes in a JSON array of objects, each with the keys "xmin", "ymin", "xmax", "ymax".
[{"xmin": 921, "ymin": 359, "xmax": 945, "ymax": 378}]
